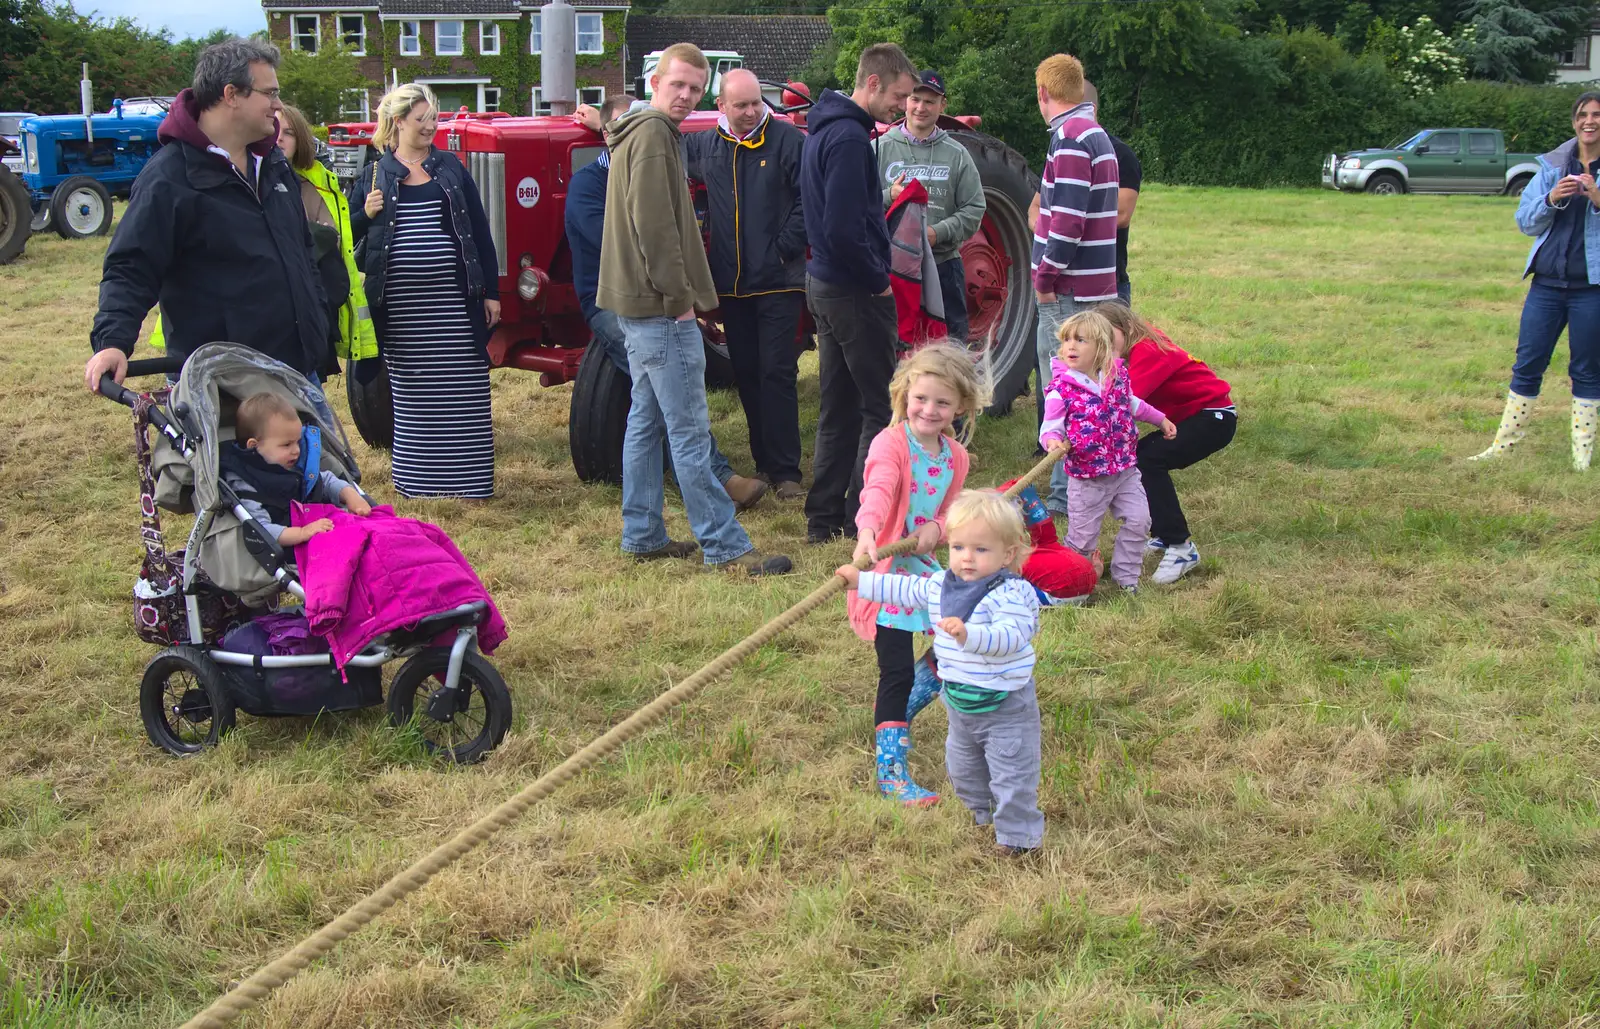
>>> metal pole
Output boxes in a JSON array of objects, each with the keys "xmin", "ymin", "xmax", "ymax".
[
  {"xmin": 541, "ymin": 0, "xmax": 577, "ymax": 117},
  {"xmin": 81, "ymin": 62, "xmax": 94, "ymax": 143}
]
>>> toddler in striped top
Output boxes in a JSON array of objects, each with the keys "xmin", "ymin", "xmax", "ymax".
[{"xmin": 838, "ymin": 489, "xmax": 1045, "ymax": 856}]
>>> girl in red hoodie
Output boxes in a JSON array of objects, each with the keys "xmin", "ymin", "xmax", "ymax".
[{"xmin": 1097, "ymin": 304, "xmax": 1235, "ymax": 585}]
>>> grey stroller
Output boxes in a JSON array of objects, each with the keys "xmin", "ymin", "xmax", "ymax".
[{"xmin": 98, "ymin": 343, "xmax": 511, "ymax": 762}]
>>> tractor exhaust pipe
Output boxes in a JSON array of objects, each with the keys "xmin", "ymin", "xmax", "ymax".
[
  {"xmin": 81, "ymin": 63, "xmax": 94, "ymax": 143},
  {"xmin": 541, "ymin": 0, "xmax": 576, "ymax": 117}
]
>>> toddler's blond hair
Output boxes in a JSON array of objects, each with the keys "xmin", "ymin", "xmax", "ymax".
[{"xmin": 945, "ymin": 489, "xmax": 1031, "ymax": 572}]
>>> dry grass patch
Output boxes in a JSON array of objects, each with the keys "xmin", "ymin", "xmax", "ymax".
[{"xmin": 4, "ymin": 188, "xmax": 1600, "ymax": 1027}]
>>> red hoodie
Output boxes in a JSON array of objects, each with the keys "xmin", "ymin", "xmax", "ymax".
[{"xmin": 1125, "ymin": 327, "xmax": 1233, "ymax": 425}]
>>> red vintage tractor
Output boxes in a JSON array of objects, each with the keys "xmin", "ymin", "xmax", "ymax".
[{"xmin": 327, "ymin": 89, "xmax": 1039, "ymax": 485}]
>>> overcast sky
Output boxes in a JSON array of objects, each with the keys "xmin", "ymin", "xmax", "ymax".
[{"xmin": 86, "ymin": 0, "xmax": 267, "ymax": 42}]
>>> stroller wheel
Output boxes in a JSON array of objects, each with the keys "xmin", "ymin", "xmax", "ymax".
[
  {"xmin": 386, "ymin": 650, "xmax": 511, "ymax": 764},
  {"xmin": 139, "ymin": 647, "xmax": 237, "ymax": 756}
]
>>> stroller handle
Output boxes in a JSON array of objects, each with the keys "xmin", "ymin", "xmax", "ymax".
[{"xmin": 97, "ymin": 357, "xmax": 184, "ymax": 408}]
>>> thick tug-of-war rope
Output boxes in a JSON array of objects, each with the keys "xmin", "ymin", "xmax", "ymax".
[{"xmin": 176, "ymin": 447, "xmax": 1067, "ymax": 1029}]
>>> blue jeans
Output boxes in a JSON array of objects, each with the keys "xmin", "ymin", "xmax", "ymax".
[
  {"xmin": 589, "ymin": 309, "xmax": 735, "ymax": 484},
  {"xmin": 1511, "ymin": 281, "xmax": 1600, "ymax": 399},
  {"xmin": 1117, "ymin": 280, "xmax": 1131, "ymax": 305},
  {"xmin": 936, "ymin": 256, "xmax": 970, "ymax": 343},
  {"xmin": 617, "ymin": 314, "xmax": 753, "ymax": 564},
  {"xmin": 1035, "ymin": 296, "xmax": 1100, "ymax": 513}
]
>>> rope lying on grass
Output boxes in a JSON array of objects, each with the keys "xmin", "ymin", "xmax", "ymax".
[{"xmin": 176, "ymin": 447, "xmax": 1066, "ymax": 1029}]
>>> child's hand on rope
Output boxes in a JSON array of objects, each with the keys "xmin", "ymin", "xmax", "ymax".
[
  {"xmin": 910, "ymin": 520, "xmax": 942, "ymax": 556},
  {"xmin": 852, "ymin": 528, "xmax": 879, "ymax": 563},
  {"xmin": 937, "ymin": 616, "xmax": 968, "ymax": 646},
  {"xmin": 835, "ymin": 564, "xmax": 861, "ymax": 588}
]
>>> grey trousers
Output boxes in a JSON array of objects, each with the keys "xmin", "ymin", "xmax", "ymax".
[{"xmin": 943, "ymin": 681, "xmax": 1044, "ymax": 849}]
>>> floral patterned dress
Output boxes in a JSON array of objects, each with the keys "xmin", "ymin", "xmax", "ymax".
[{"xmin": 876, "ymin": 423, "xmax": 953, "ymax": 633}]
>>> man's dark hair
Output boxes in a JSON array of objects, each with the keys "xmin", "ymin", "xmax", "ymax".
[
  {"xmin": 193, "ymin": 37, "xmax": 281, "ymax": 109},
  {"xmin": 600, "ymin": 95, "xmax": 633, "ymax": 123},
  {"xmin": 854, "ymin": 42, "xmax": 917, "ymax": 92},
  {"xmin": 1575, "ymin": 90, "xmax": 1600, "ymax": 119}
]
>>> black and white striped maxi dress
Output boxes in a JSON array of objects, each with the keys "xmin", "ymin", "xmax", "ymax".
[{"xmin": 382, "ymin": 179, "xmax": 495, "ymax": 498}]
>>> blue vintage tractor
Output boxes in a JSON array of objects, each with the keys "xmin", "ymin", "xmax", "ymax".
[{"xmin": 16, "ymin": 105, "xmax": 166, "ymax": 239}]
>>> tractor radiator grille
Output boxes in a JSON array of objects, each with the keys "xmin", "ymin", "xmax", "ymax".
[{"xmin": 468, "ymin": 151, "xmax": 507, "ymax": 277}]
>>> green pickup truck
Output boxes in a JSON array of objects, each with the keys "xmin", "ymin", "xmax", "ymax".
[{"xmin": 1321, "ymin": 128, "xmax": 1541, "ymax": 196}]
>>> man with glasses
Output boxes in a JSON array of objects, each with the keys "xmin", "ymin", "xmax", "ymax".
[{"xmin": 84, "ymin": 37, "xmax": 330, "ymax": 392}]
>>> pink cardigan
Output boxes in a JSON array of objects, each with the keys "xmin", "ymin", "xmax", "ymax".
[
  {"xmin": 295, "ymin": 503, "xmax": 509, "ymax": 669},
  {"xmin": 847, "ymin": 424, "xmax": 970, "ymax": 641}
]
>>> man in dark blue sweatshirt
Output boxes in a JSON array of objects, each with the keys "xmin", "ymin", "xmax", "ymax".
[{"xmin": 799, "ymin": 42, "xmax": 919, "ymax": 544}]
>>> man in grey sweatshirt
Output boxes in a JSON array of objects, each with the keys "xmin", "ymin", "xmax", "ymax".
[{"xmin": 878, "ymin": 70, "xmax": 986, "ymax": 342}]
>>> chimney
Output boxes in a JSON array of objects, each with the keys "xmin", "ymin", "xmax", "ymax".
[{"xmin": 541, "ymin": 0, "xmax": 577, "ymax": 117}]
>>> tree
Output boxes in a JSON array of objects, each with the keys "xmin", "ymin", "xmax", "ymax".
[
  {"xmin": 0, "ymin": 2, "xmax": 188, "ymax": 112},
  {"xmin": 1457, "ymin": 0, "xmax": 1593, "ymax": 82},
  {"xmin": 276, "ymin": 42, "xmax": 374, "ymax": 125}
]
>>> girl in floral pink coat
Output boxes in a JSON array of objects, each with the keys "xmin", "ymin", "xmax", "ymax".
[{"xmin": 1040, "ymin": 311, "xmax": 1175, "ymax": 593}]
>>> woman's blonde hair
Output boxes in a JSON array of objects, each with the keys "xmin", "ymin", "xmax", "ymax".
[
  {"xmin": 945, "ymin": 489, "xmax": 1031, "ymax": 572},
  {"xmin": 888, "ymin": 341, "xmax": 993, "ymax": 446},
  {"xmin": 276, "ymin": 104, "xmax": 318, "ymax": 172},
  {"xmin": 372, "ymin": 83, "xmax": 436, "ymax": 152},
  {"xmin": 1056, "ymin": 310, "xmax": 1118, "ymax": 382},
  {"xmin": 1093, "ymin": 302, "xmax": 1177, "ymax": 358}
]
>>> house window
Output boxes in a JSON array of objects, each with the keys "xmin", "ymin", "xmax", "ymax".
[
  {"xmin": 338, "ymin": 13, "xmax": 365, "ymax": 54},
  {"xmin": 483, "ymin": 86, "xmax": 500, "ymax": 112},
  {"xmin": 532, "ymin": 87, "xmax": 550, "ymax": 115},
  {"xmin": 341, "ymin": 88, "xmax": 370, "ymax": 119},
  {"xmin": 436, "ymin": 20, "xmax": 463, "ymax": 56},
  {"xmin": 1559, "ymin": 37, "xmax": 1591, "ymax": 69},
  {"xmin": 399, "ymin": 20, "xmax": 420, "ymax": 56},
  {"xmin": 530, "ymin": 11, "xmax": 540, "ymax": 54},
  {"xmin": 577, "ymin": 12, "xmax": 603, "ymax": 54},
  {"xmin": 479, "ymin": 21, "xmax": 500, "ymax": 55},
  {"xmin": 292, "ymin": 14, "xmax": 318, "ymax": 53},
  {"xmin": 579, "ymin": 86, "xmax": 604, "ymax": 105}
]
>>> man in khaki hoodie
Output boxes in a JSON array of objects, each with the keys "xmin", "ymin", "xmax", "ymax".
[{"xmin": 598, "ymin": 42, "xmax": 791, "ymax": 576}]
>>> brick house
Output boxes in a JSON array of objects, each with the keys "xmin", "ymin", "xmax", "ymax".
[{"xmin": 262, "ymin": 0, "xmax": 631, "ymax": 118}]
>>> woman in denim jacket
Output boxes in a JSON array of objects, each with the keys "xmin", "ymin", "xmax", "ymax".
[{"xmin": 1474, "ymin": 91, "xmax": 1600, "ymax": 470}]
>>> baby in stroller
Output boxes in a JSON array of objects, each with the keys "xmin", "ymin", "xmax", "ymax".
[
  {"xmin": 222, "ymin": 391, "xmax": 372, "ymax": 548},
  {"xmin": 98, "ymin": 343, "xmax": 512, "ymax": 764}
]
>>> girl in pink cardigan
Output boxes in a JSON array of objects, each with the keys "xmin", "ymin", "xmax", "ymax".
[{"xmin": 847, "ymin": 343, "xmax": 989, "ymax": 806}]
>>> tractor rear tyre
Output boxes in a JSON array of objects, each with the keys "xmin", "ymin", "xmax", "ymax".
[
  {"xmin": 0, "ymin": 167, "xmax": 30, "ymax": 265},
  {"xmin": 345, "ymin": 360, "xmax": 395, "ymax": 450},
  {"xmin": 569, "ymin": 343, "xmax": 630, "ymax": 486},
  {"xmin": 949, "ymin": 130, "xmax": 1040, "ymax": 417},
  {"xmin": 52, "ymin": 176, "xmax": 113, "ymax": 238}
]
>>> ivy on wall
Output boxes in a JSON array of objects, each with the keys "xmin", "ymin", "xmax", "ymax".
[{"xmin": 374, "ymin": 10, "xmax": 624, "ymax": 115}]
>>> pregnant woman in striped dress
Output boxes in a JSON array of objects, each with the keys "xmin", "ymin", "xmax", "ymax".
[{"xmin": 351, "ymin": 84, "xmax": 502, "ymax": 498}]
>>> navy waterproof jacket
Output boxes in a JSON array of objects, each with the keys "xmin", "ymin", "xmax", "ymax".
[
  {"xmin": 564, "ymin": 155, "xmax": 608, "ymax": 323},
  {"xmin": 800, "ymin": 89, "xmax": 891, "ymax": 295}
]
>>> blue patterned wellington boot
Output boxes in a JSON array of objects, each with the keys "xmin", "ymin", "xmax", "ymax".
[
  {"xmin": 905, "ymin": 653, "xmax": 943, "ymax": 723},
  {"xmin": 1015, "ymin": 483, "xmax": 1052, "ymax": 527},
  {"xmin": 875, "ymin": 722, "xmax": 939, "ymax": 807}
]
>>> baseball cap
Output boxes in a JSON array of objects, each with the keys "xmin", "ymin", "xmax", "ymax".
[{"xmin": 915, "ymin": 70, "xmax": 946, "ymax": 96}]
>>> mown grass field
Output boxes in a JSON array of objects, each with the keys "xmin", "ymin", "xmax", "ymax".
[{"xmin": 5, "ymin": 185, "xmax": 1600, "ymax": 1028}]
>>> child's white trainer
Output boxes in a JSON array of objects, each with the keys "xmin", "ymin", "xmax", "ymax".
[{"xmin": 1152, "ymin": 541, "xmax": 1200, "ymax": 584}]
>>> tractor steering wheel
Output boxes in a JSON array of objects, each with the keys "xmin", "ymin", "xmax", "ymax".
[{"xmin": 760, "ymin": 80, "xmax": 815, "ymax": 116}]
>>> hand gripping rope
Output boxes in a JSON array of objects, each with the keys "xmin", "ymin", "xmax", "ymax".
[{"xmin": 175, "ymin": 447, "xmax": 1066, "ymax": 1029}]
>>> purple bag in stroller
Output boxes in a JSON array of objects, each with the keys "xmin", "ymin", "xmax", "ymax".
[{"xmin": 219, "ymin": 612, "xmax": 380, "ymax": 716}]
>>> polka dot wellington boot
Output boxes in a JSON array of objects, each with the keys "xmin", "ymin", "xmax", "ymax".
[
  {"xmin": 1469, "ymin": 391, "xmax": 1535, "ymax": 462},
  {"xmin": 874, "ymin": 723, "xmax": 938, "ymax": 807},
  {"xmin": 1572, "ymin": 397, "xmax": 1599, "ymax": 471}
]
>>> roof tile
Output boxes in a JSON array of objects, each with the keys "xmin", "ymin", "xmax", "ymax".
[{"xmin": 624, "ymin": 15, "xmax": 832, "ymax": 86}]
